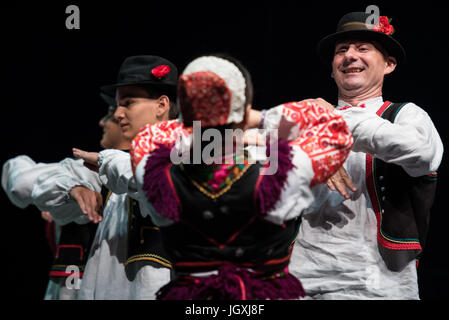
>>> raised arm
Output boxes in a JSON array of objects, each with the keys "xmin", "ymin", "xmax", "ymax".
[{"xmin": 336, "ymin": 102, "xmax": 443, "ymax": 177}]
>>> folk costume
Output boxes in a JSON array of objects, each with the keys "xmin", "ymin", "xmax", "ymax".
[
  {"xmin": 130, "ymin": 56, "xmax": 354, "ymax": 300},
  {"xmin": 288, "ymin": 13, "xmax": 444, "ymax": 299},
  {"xmin": 2, "ymin": 56, "xmax": 178, "ymax": 299},
  {"xmin": 31, "ymin": 56, "xmax": 179, "ymax": 299},
  {"xmin": 6, "ymin": 149, "xmax": 171, "ymax": 300},
  {"xmin": 2, "ymin": 155, "xmax": 99, "ymax": 299}
]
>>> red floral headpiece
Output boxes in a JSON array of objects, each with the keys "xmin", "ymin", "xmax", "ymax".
[
  {"xmin": 178, "ymin": 71, "xmax": 231, "ymax": 127},
  {"xmin": 372, "ymin": 16, "xmax": 394, "ymax": 35},
  {"xmin": 151, "ymin": 65, "xmax": 171, "ymax": 79}
]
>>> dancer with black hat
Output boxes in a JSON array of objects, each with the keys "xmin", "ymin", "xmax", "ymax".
[
  {"xmin": 1, "ymin": 93, "xmax": 122, "ymax": 299},
  {"xmin": 283, "ymin": 11, "xmax": 443, "ymax": 299},
  {"xmin": 72, "ymin": 55, "xmax": 179, "ymax": 299},
  {"xmin": 10, "ymin": 55, "xmax": 180, "ymax": 299},
  {"xmin": 129, "ymin": 54, "xmax": 353, "ymax": 300}
]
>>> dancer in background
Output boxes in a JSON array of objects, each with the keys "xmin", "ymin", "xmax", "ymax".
[{"xmin": 31, "ymin": 55, "xmax": 180, "ymax": 299}]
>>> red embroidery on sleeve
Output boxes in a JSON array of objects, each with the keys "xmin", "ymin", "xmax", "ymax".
[
  {"xmin": 286, "ymin": 101, "xmax": 353, "ymax": 186},
  {"xmin": 130, "ymin": 120, "xmax": 185, "ymax": 174}
]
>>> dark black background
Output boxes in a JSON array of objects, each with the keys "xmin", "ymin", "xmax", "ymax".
[{"xmin": 1, "ymin": 0, "xmax": 447, "ymax": 300}]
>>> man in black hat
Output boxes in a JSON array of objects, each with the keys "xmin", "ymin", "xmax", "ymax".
[
  {"xmin": 73, "ymin": 55, "xmax": 179, "ymax": 299},
  {"xmin": 27, "ymin": 55, "xmax": 180, "ymax": 299},
  {"xmin": 100, "ymin": 55, "xmax": 178, "ymax": 142},
  {"xmin": 2, "ymin": 92, "xmax": 125, "ymax": 300},
  {"xmin": 285, "ymin": 12, "xmax": 444, "ymax": 299}
]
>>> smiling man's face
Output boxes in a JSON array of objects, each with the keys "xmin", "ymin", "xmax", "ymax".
[{"xmin": 331, "ymin": 40, "xmax": 396, "ymax": 100}]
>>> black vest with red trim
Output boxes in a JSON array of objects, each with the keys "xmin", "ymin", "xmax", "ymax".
[
  {"xmin": 159, "ymin": 162, "xmax": 300, "ymax": 275},
  {"xmin": 366, "ymin": 101, "xmax": 438, "ymax": 272},
  {"xmin": 49, "ymin": 222, "xmax": 98, "ymax": 278}
]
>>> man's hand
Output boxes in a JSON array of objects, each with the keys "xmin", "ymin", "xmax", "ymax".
[
  {"xmin": 69, "ymin": 185, "xmax": 103, "ymax": 223},
  {"xmin": 327, "ymin": 166, "xmax": 357, "ymax": 199},
  {"xmin": 41, "ymin": 211, "xmax": 53, "ymax": 223},
  {"xmin": 73, "ymin": 148, "xmax": 99, "ymax": 172}
]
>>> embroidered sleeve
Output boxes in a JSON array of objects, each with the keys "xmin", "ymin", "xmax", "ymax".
[
  {"xmin": 130, "ymin": 120, "xmax": 186, "ymax": 175},
  {"xmin": 281, "ymin": 101, "xmax": 353, "ymax": 187}
]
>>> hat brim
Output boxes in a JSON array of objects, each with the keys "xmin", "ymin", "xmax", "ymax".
[
  {"xmin": 317, "ymin": 30, "xmax": 406, "ymax": 66},
  {"xmin": 100, "ymin": 80, "xmax": 177, "ymax": 98}
]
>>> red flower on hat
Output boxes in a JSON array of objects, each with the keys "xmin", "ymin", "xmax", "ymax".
[
  {"xmin": 151, "ymin": 65, "xmax": 171, "ymax": 78},
  {"xmin": 372, "ymin": 16, "xmax": 394, "ymax": 35}
]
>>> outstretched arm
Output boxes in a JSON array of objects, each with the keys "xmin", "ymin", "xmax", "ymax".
[
  {"xmin": 336, "ymin": 102, "xmax": 443, "ymax": 176},
  {"xmin": 2, "ymin": 155, "xmax": 103, "ymax": 225},
  {"xmin": 31, "ymin": 158, "xmax": 103, "ymax": 225}
]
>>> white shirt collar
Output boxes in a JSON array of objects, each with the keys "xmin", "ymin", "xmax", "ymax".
[{"xmin": 337, "ymin": 96, "xmax": 384, "ymax": 110}]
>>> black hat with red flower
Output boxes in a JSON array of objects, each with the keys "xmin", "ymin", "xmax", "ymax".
[
  {"xmin": 101, "ymin": 55, "xmax": 178, "ymax": 97},
  {"xmin": 317, "ymin": 12, "xmax": 406, "ymax": 65}
]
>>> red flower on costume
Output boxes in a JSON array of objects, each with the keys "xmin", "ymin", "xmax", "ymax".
[
  {"xmin": 151, "ymin": 65, "xmax": 171, "ymax": 78},
  {"xmin": 372, "ymin": 16, "xmax": 394, "ymax": 35}
]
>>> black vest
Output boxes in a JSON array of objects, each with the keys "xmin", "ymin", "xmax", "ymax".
[
  {"xmin": 366, "ymin": 102, "xmax": 438, "ymax": 271},
  {"xmin": 125, "ymin": 197, "xmax": 172, "ymax": 280},
  {"xmin": 160, "ymin": 163, "xmax": 299, "ymax": 275}
]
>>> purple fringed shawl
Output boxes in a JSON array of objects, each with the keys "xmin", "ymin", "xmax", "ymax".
[
  {"xmin": 143, "ymin": 141, "xmax": 305, "ymax": 300},
  {"xmin": 142, "ymin": 143, "xmax": 181, "ymax": 222},
  {"xmin": 157, "ymin": 264, "xmax": 305, "ymax": 300},
  {"xmin": 142, "ymin": 140, "xmax": 295, "ymax": 220},
  {"xmin": 256, "ymin": 139, "xmax": 295, "ymax": 215}
]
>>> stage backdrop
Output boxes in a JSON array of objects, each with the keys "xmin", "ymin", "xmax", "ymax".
[{"xmin": 1, "ymin": 0, "xmax": 447, "ymax": 299}]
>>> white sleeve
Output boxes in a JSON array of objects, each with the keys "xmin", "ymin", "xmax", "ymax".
[
  {"xmin": 336, "ymin": 103, "xmax": 444, "ymax": 177},
  {"xmin": 31, "ymin": 158, "xmax": 101, "ymax": 225},
  {"xmin": 2, "ymin": 155, "xmax": 60, "ymax": 208},
  {"xmin": 98, "ymin": 149, "xmax": 140, "ymax": 199},
  {"xmin": 263, "ymin": 105, "xmax": 302, "ymax": 140},
  {"xmin": 263, "ymin": 147, "xmax": 315, "ymax": 225}
]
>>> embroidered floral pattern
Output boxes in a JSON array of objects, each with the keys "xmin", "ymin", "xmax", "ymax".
[
  {"xmin": 178, "ymin": 71, "xmax": 231, "ymax": 127},
  {"xmin": 131, "ymin": 120, "xmax": 186, "ymax": 174},
  {"xmin": 180, "ymin": 153, "xmax": 250, "ymax": 199},
  {"xmin": 284, "ymin": 101, "xmax": 353, "ymax": 186}
]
